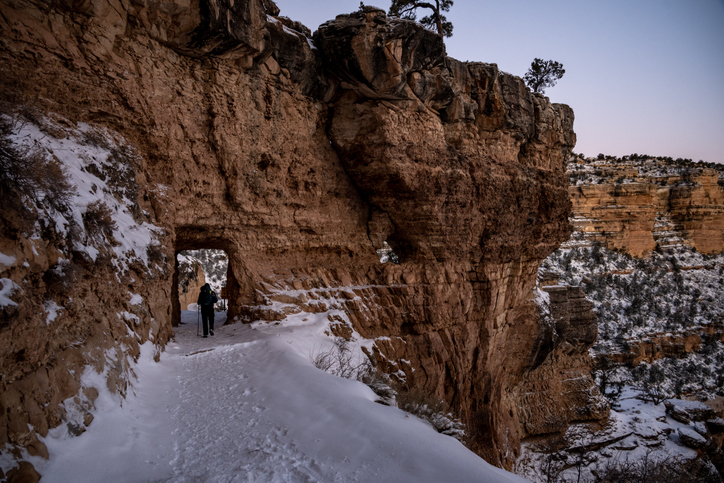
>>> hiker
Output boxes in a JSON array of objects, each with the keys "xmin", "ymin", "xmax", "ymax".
[{"xmin": 197, "ymin": 283, "xmax": 218, "ymax": 338}]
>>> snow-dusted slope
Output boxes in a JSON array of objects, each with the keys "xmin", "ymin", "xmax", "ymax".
[
  {"xmin": 516, "ymin": 386, "xmax": 702, "ymax": 482},
  {"xmin": 4, "ymin": 115, "xmax": 165, "ymax": 274},
  {"xmin": 517, "ymin": 236, "xmax": 724, "ymax": 480},
  {"xmin": 567, "ymin": 153, "xmax": 724, "ymax": 185},
  {"xmin": 27, "ymin": 311, "xmax": 528, "ymax": 483},
  {"xmin": 540, "ymin": 243, "xmax": 724, "ymax": 400},
  {"xmin": 180, "ymin": 249, "xmax": 228, "ymax": 293}
]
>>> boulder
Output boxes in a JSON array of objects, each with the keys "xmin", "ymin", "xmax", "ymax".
[
  {"xmin": 665, "ymin": 399, "xmax": 715, "ymax": 422},
  {"xmin": 613, "ymin": 436, "xmax": 639, "ymax": 451},
  {"xmin": 668, "ymin": 406, "xmax": 692, "ymax": 424},
  {"xmin": 4, "ymin": 461, "xmax": 41, "ymax": 483},
  {"xmin": 706, "ymin": 418, "xmax": 724, "ymax": 433},
  {"xmin": 678, "ymin": 426, "xmax": 707, "ymax": 449},
  {"xmin": 314, "ymin": 7, "xmax": 445, "ymax": 100}
]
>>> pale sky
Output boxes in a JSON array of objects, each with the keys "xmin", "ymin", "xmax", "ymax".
[{"xmin": 273, "ymin": 0, "xmax": 724, "ymax": 163}]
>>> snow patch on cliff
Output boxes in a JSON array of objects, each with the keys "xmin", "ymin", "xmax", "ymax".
[
  {"xmin": 6, "ymin": 116, "xmax": 164, "ymax": 274},
  {"xmin": 0, "ymin": 278, "xmax": 20, "ymax": 307}
]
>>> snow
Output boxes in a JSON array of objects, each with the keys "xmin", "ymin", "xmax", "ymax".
[
  {"xmin": 118, "ymin": 311, "xmax": 140, "ymax": 326},
  {"xmin": 128, "ymin": 292, "xmax": 144, "ymax": 306},
  {"xmin": 179, "ymin": 249, "xmax": 228, "ymax": 293},
  {"xmin": 533, "ymin": 288, "xmax": 550, "ymax": 309},
  {"xmin": 0, "ymin": 252, "xmax": 15, "ymax": 267},
  {"xmin": 27, "ymin": 344, "xmax": 174, "ymax": 482},
  {"xmin": 566, "ymin": 154, "xmax": 724, "ymax": 188},
  {"xmin": 44, "ymin": 300, "xmax": 62, "ymax": 325},
  {"xmin": 0, "ymin": 278, "xmax": 19, "ymax": 307},
  {"xmin": 26, "ymin": 311, "xmax": 528, "ymax": 482},
  {"xmin": 665, "ymin": 398, "xmax": 712, "ymax": 413},
  {"xmin": 541, "ymin": 241, "xmax": 724, "ymax": 399},
  {"xmin": 678, "ymin": 426, "xmax": 707, "ymax": 444},
  {"xmin": 516, "ymin": 386, "xmax": 698, "ymax": 481},
  {"xmin": 7, "ymin": 118, "xmax": 164, "ymax": 274},
  {"xmin": 530, "ymin": 237, "xmax": 723, "ymax": 477}
]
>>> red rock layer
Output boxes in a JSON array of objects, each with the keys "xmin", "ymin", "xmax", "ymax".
[{"xmin": 570, "ymin": 169, "xmax": 724, "ymax": 256}]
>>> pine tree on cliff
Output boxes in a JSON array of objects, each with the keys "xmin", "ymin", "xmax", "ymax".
[
  {"xmin": 388, "ymin": 0, "xmax": 454, "ymax": 38},
  {"xmin": 524, "ymin": 58, "xmax": 565, "ymax": 94}
]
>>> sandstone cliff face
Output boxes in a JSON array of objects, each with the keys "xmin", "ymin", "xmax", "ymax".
[
  {"xmin": 568, "ymin": 158, "xmax": 724, "ymax": 257},
  {"xmin": 516, "ymin": 286, "xmax": 608, "ymax": 435},
  {"xmin": 605, "ymin": 324, "xmax": 724, "ymax": 366},
  {"xmin": 0, "ymin": 1, "xmax": 599, "ymax": 472},
  {"xmin": 177, "ymin": 255, "xmax": 206, "ymax": 310}
]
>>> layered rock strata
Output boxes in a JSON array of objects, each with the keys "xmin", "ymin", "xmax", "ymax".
[
  {"xmin": 177, "ymin": 256, "xmax": 207, "ymax": 311},
  {"xmin": 516, "ymin": 286, "xmax": 608, "ymax": 435},
  {"xmin": 569, "ymin": 163, "xmax": 724, "ymax": 256},
  {"xmin": 604, "ymin": 324, "xmax": 724, "ymax": 366},
  {"xmin": 0, "ymin": 0, "xmax": 601, "ymax": 473}
]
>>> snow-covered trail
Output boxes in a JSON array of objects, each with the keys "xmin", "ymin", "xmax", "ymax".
[{"xmin": 32, "ymin": 311, "xmax": 528, "ymax": 482}]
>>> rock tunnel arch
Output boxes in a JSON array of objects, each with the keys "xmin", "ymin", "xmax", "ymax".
[{"xmin": 172, "ymin": 226, "xmax": 245, "ymax": 327}]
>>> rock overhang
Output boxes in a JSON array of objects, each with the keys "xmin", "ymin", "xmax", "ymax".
[{"xmin": 0, "ymin": 0, "xmax": 602, "ymax": 473}]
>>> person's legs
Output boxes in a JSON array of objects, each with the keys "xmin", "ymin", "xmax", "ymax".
[
  {"xmin": 201, "ymin": 308, "xmax": 209, "ymax": 337},
  {"xmin": 209, "ymin": 309, "xmax": 214, "ymax": 335}
]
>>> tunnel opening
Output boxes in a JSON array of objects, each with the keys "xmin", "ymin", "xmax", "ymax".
[
  {"xmin": 172, "ymin": 228, "xmax": 241, "ymax": 327},
  {"xmin": 177, "ymin": 249, "xmax": 227, "ymax": 305}
]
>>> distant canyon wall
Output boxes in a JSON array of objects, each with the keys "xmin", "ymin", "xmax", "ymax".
[
  {"xmin": 605, "ymin": 325, "xmax": 724, "ymax": 366},
  {"xmin": 568, "ymin": 161, "xmax": 724, "ymax": 256},
  {"xmin": 0, "ymin": 0, "xmax": 603, "ymax": 473},
  {"xmin": 177, "ymin": 256, "xmax": 206, "ymax": 311}
]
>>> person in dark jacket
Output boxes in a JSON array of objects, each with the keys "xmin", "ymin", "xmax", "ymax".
[{"xmin": 197, "ymin": 283, "xmax": 218, "ymax": 338}]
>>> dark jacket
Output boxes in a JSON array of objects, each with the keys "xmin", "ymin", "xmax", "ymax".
[{"xmin": 197, "ymin": 283, "xmax": 218, "ymax": 306}]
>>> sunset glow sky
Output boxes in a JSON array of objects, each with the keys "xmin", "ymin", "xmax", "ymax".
[{"xmin": 274, "ymin": 0, "xmax": 724, "ymax": 163}]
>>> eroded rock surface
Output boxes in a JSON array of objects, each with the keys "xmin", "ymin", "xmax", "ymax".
[
  {"xmin": 0, "ymin": 0, "xmax": 599, "ymax": 472},
  {"xmin": 177, "ymin": 256, "xmax": 207, "ymax": 311},
  {"xmin": 604, "ymin": 324, "xmax": 724, "ymax": 366},
  {"xmin": 569, "ymin": 164, "xmax": 724, "ymax": 257},
  {"xmin": 516, "ymin": 286, "xmax": 609, "ymax": 436}
]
